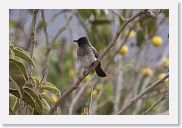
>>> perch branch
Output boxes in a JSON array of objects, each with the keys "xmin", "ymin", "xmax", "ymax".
[
  {"xmin": 116, "ymin": 72, "xmax": 169, "ymax": 115},
  {"xmin": 48, "ymin": 10, "xmax": 145, "ymax": 115}
]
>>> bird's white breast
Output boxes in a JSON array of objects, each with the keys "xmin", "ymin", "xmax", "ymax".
[{"xmin": 79, "ymin": 53, "xmax": 97, "ymax": 68}]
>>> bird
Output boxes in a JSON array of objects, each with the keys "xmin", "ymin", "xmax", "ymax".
[{"xmin": 73, "ymin": 37, "xmax": 106, "ymax": 77}]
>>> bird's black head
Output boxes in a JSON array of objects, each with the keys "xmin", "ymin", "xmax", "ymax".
[{"xmin": 73, "ymin": 37, "xmax": 89, "ymax": 47}]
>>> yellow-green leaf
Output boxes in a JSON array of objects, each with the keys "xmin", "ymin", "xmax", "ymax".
[
  {"xmin": 40, "ymin": 85, "xmax": 60, "ymax": 96},
  {"xmin": 9, "ymin": 61, "xmax": 26, "ymax": 87},
  {"xmin": 42, "ymin": 99, "xmax": 50, "ymax": 114},
  {"xmin": 24, "ymin": 82, "xmax": 34, "ymax": 88},
  {"xmin": 9, "ymin": 41, "xmax": 14, "ymax": 49},
  {"xmin": 10, "ymin": 76, "xmax": 23, "ymax": 100},
  {"xmin": 40, "ymin": 93, "xmax": 55, "ymax": 105},
  {"xmin": 41, "ymin": 81, "xmax": 55, "ymax": 87},
  {"xmin": 9, "ymin": 49, "xmax": 15, "ymax": 59},
  {"xmin": 13, "ymin": 47, "xmax": 36, "ymax": 67},
  {"xmin": 9, "ymin": 89, "xmax": 35, "ymax": 110},
  {"xmin": 24, "ymin": 87, "xmax": 43, "ymax": 114},
  {"xmin": 10, "ymin": 59, "xmax": 28, "ymax": 81},
  {"xmin": 9, "ymin": 94, "xmax": 18, "ymax": 112},
  {"xmin": 32, "ymin": 77, "xmax": 40, "ymax": 87}
]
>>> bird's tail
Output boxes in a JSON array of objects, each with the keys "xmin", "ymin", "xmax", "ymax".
[{"xmin": 95, "ymin": 63, "xmax": 106, "ymax": 77}]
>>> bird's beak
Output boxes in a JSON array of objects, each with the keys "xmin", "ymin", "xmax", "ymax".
[{"xmin": 73, "ymin": 40, "xmax": 78, "ymax": 43}]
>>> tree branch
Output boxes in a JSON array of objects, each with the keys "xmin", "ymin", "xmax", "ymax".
[
  {"xmin": 28, "ymin": 9, "xmax": 39, "ymax": 58},
  {"xmin": 41, "ymin": 10, "xmax": 50, "ymax": 77},
  {"xmin": 28, "ymin": 9, "xmax": 39, "ymax": 77},
  {"xmin": 116, "ymin": 72, "xmax": 169, "ymax": 115},
  {"xmin": 52, "ymin": 15, "xmax": 72, "ymax": 44},
  {"xmin": 143, "ymin": 94, "xmax": 166, "ymax": 115},
  {"xmin": 48, "ymin": 10, "xmax": 145, "ymax": 115},
  {"xmin": 41, "ymin": 10, "xmax": 49, "ymax": 46},
  {"xmin": 42, "ymin": 15, "xmax": 72, "ymax": 78}
]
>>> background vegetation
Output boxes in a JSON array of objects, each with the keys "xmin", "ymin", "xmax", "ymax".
[{"xmin": 9, "ymin": 9, "xmax": 169, "ymax": 115}]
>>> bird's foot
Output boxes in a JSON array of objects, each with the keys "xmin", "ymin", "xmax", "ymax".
[{"xmin": 83, "ymin": 69, "xmax": 87, "ymax": 75}]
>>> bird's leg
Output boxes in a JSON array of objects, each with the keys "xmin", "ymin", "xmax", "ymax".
[
  {"xmin": 83, "ymin": 68, "xmax": 88, "ymax": 75},
  {"xmin": 90, "ymin": 62, "xmax": 95, "ymax": 66},
  {"xmin": 91, "ymin": 60, "xmax": 98, "ymax": 67}
]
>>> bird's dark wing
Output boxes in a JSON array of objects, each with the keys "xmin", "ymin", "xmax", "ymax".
[{"xmin": 91, "ymin": 46, "xmax": 99, "ymax": 59}]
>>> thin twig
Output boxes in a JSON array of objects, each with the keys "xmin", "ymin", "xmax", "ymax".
[
  {"xmin": 69, "ymin": 85, "xmax": 86, "ymax": 114},
  {"xmin": 143, "ymin": 94, "xmax": 166, "ymax": 115},
  {"xmin": 104, "ymin": 25, "xmax": 134, "ymax": 70},
  {"xmin": 111, "ymin": 10, "xmax": 126, "ymax": 21},
  {"xmin": 48, "ymin": 10, "xmax": 145, "ymax": 115},
  {"xmin": 116, "ymin": 72, "xmax": 169, "ymax": 115},
  {"xmin": 89, "ymin": 81, "xmax": 94, "ymax": 114},
  {"xmin": 36, "ymin": 72, "xmax": 47, "ymax": 89},
  {"xmin": 41, "ymin": 10, "xmax": 49, "ymax": 46},
  {"xmin": 51, "ymin": 10, "xmax": 72, "ymax": 22},
  {"xmin": 41, "ymin": 10, "xmax": 50, "ymax": 78},
  {"xmin": 52, "ymin": 15, "xmax": 73, "ymax": 44},
  {"xmin": 74, "ymin": 10, "xmax": 89, "ymax": 34},
  {"xmin": 42, "ymin": 15, "xmax": 72, "ymax": 77}
]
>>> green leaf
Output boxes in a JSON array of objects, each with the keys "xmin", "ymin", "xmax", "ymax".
[
  {"xmin": 9, "ymin": 89, "xmax": 35, "ymax": 110},
  {"xmin": 147, "ymin": 19, "xmax": 157, "ymax": 36},
  {"xmin": 12, "ymin": 99, "xmax": 20, "ymax": 113},
  {"xmin": 9, "ymin": 41, "xmax": 14, "ymax": 49},
  {"xmin": 9, "ymin": 61, "xmax": 26, "ymax": 87},
  {"xmin": 32, "ymin": 77, "xmax": 40, "ymax": 87},
  {"xmin": 24, "ymin": 87, "xmax": 43, "ymax": 114},
  {"xmin": 10, "ymin": 59, "xmax": 28, "ymax": 81},
  {"xmin": 40, "ymin": 93, "xmax": 55, "ymax": 106},
  {"xmin": 40, "ymin": 82, "xmax": 60, "ymax": 96},
  {"xmin": 10, "ymin": 88, "xmax": 42, "ymax": 115},
  {"xmin": 37, "ymin": 20, "xmax": 45, "ymax": 32},
  {"xmin": 78, "ymin": 9, "xmax": 93, "ymax": 20},
  {"xmin": 91, "ymin": 19, "xmax": 111, "ymax": 25},
  {"xmin": 13, "ymin": 47, "xmax": 36, "ymax": 67},
  {"xmin": 9, "ymin": 95, "xmax": 17, "ymax": 112},
  {"xmin": 42, "ymin": 99, "xmax": 50, "ymax": 114},
  {"xmin": 24, "ymin": 82, "xmax": 34, "ymax": 88},
  {"xmin": 9, "ymin": 76, "xmax": 23, "ymax": 100},
  {"xmin": 163, "ymin": 10, "xmax": 169, "ymax": 17},
  {"xmin": 41, "ymin": 81, "xmax": 56, "ymax": 87},
  {"xmin": 136, "ymin": 29, "xmax": 145, "ymax": 47},
  {"xmin": 9, "ymin": 49, "xmax": 15, "ymax": 59}
]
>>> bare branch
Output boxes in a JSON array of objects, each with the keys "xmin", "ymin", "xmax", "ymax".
[
  {"xmin": 51, "ymin": 10, "xmax": 72, "ymax": 22},
  {"xmin": 35, "ymin": 71, "xmax": 47, "ymax": 89},
  {"xmin": 41, "ymin": 10, "xmax": 49, "ymax": 46},
  {"xmin": 28, "ymin": 9, "xmax": 39, "ymax": 77},
  {"xmin": 116, "ymin": 72, "xmax": 169, "ymax": 115},
  {"xmin": 74, "ymin": 10, "xmax": 89, "ymax": 34},
  {"xmin": 143, "ymin": 94, "xmax": 166, "ymax": 115},
  {"xmin": 89, "ymin": 81, "xmax": 94, "ymax": 114},
  {"xmin": 52, "ymin": 15, "xmax": 73, "ymax": 44},
  {"xmin": 48, "ymin": 10, "xmax": 145, "ymax": 115},
  {"xmin": 28, "ymin": 9, "xmax": 39, "ymax": 58},
  {"xmin": 42, "ymin": 15, "xmax": 72, "ymax": 78}
]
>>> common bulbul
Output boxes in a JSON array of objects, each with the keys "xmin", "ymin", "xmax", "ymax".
[{"xmin": 74, "ymin": 37, "xmax": 106, "ymax": 77}]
